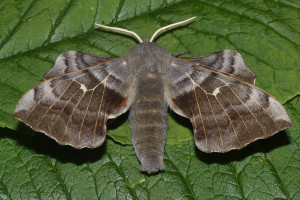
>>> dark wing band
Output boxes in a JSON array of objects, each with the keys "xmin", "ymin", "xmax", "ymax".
[
  {"xmin": 181, "ymin": 50, "xmax": 256, "ymax": 84},
  {"xmin": 44, "ymin": 51, "xmax": 113, "ymax": 79}
]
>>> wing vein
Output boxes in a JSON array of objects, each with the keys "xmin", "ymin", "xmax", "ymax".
[
  {"xmin": 36, "ymin": 80, "xmax": 74, "ymax": 128},
  {"xmin": 227, "ymin": 84, "xmax": 265, "ymax": 133},
  {"xmin": 26, "ymin": 59, "xmax": 117, "ymax": 119},
  {"xmin": 25, "ymin": 80, "xmax": 63, "ymax": 120},
  {"xmin": 60, "ymin": 90, "xmax": 87, "ymax": 141},
  {"xmin": 184, "ymin": 67, "xmax": 244, "ymax": 145},
  {"xmin": 214, "ymin": 94, "xmax": 241, "ymax": 145},
  {"xmin": 24, "ymin": 60, "xmax": 115, "ymax": 122},
  {"xmin": 185, "ymin": 72, "xmax": 223, "ymax": 148},
  {"xmin": 176, "ymin": 58, "xmax": 248, "ymax": 85},
  {"xmin": 49, "ymin": 89, "xmax": 82, "ymax": 135},
  {"xmin": 236, "ymin": 84, "xmax": 276, "ymax": 125},
  {"xmin": 45, "ymin": 58, "xmax": 120, "ymax": 81},
  {"xmin": 93, "ymin": 80, "xmax": 107, "ymax": 145},
  {"xmin": 206, "ymin": 93, "xmax": 224, "ymax": 148},
  {"xmin": 218, "ymin": 91, "xmax": 249, "ymax": 139},
  {"xmin": 77, "ymin": 89, "xmax": 95, "ymax": 145},
  {"xmin": 192, "ymin": 85, "xmax": 208, "ymax": 148}
]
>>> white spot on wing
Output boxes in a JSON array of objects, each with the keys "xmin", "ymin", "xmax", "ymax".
[
  {"xmin": 212, "ymin": 87, "xmax": 221, "ymax": 96},
  {"xmin": 80, "ymin": 84, "xmax": 87, "ymax": 92}
]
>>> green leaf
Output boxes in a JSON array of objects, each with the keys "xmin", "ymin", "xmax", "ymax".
[{"xmin": 0, "ymin": 0, "xmax": 299, "ymax": 199}]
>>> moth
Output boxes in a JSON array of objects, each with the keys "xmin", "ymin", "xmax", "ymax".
[{"xmin": 14, "ymin": 17, "xmax": 291, "ymax": 174}]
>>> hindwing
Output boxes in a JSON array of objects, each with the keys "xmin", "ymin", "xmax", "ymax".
[{"xmin": 182, "ymin": 50, "xmax": 256, "ymax": 84}]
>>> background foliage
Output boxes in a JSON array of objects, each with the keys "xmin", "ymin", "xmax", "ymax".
[{"xmin": 0, "ymin": 0, "xmax": 299, "ymax": 199}]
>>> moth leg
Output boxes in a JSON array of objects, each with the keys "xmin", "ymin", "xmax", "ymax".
[{"xmin": 172, "ymin": 51, "xmax": 190, "ymax": 57}]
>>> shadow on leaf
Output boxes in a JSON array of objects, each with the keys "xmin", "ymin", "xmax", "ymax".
[
  {"xmin": 195, "ymin": 130, "xmax": 290, "ymax": 164},
  {"xmin": 107, "ymin": 112, "xmax": 129, "ymax": 130},
  {"xmin": 5, "ymin": 123, "xmax": 107, "ymax": 165},
  {"xmin": 168, "ymin": 110, "xmax": 290, "ymax": 164},
  {"xmin": 170, "ymin": 110, "xmax": 193, "ymax": 130}
]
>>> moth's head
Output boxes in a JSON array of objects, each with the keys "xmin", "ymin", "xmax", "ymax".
[
  {"xmin": 123, "ymin": 41, "xmax": 172, "ymax": 68},
  {"xmin": 95, "ymin": 17, "xmax": 196, "ymax": 73}
]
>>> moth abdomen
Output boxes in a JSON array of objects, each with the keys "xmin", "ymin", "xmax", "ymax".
[
  {"xmin": 129, "ymin": 103, "xmax": 168, "ymax": 173},
  {"xmin": 129, "ymin": 74, "xmax": 168, "ymax": 173}
]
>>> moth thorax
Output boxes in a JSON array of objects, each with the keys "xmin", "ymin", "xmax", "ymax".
[{"xmin": 124, "ymin": 42, "xmax": 173, "ymax": 75}]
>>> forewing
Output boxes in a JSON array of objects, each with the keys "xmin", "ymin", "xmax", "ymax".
[
  {"xmin": 181, "ymin": 50, "xmax": 256, "ymax": 84},
  {"xmin": 15, "ymin": 57, "xmax": 135, "ymax": 149},
  {"xmin": 165, "ymin": 58, "xmax": 291, "ymax": 153}
]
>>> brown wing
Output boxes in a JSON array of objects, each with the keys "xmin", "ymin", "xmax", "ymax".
[
  {"xmin": 14, "ymin": 53, "xmax": 135, "ymax": 149},
  {"xmin": 181, "ymin": 50, "xmax": 256, "ymax": 84},
  {"xmin": 44, "ymin": 51, "xmax": 113, "ymax": 79},
  {"xmin": 164, "ymin": 57, "xmax": 291, "ymax": 153}
]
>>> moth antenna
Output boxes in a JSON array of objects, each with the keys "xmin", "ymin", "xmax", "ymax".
[
  {"xmin": 95, "ymin": 23, "xmax": 143, "ymax": 43},
  {"xmin": 150, "ymin": 17, "xmax": 196, "ymax": 42}
]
